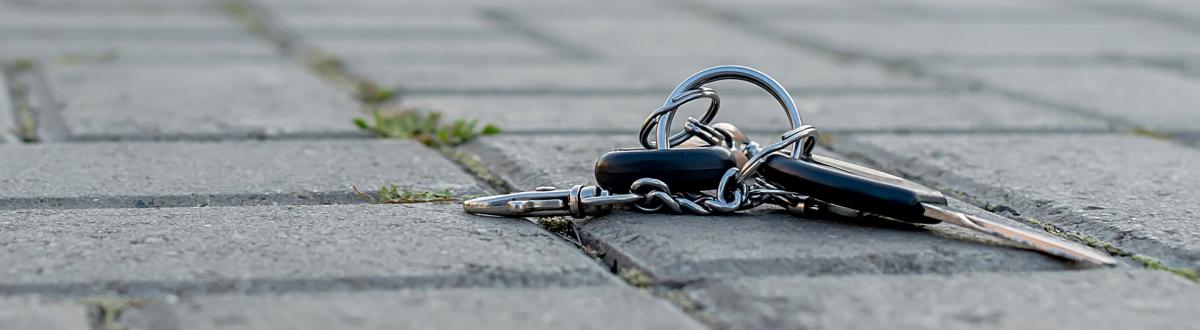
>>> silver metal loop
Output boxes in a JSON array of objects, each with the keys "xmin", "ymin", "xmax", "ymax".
[
  {"xmin": 638, "ymin": 88, "xmax": 720, "ymax": 150},
  {"xmin": 662, "ymin": 65, "xmax": 806, "ymax": 158},
  {"xmin": 736, "ymin": 125, "xmax": 820, "ymax": 186}
]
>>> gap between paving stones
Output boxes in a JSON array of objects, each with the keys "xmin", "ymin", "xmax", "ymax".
[
  {"xmin": 1, "ymin": 59, "xmax": 65, "ymax": 143},
  {"xmin": 669, "ymin": 0, "xmax": 1200, "ymax": 150},
  {"xmin": 477, "ymin": 7, "xmax": 597, "ymax": 61},
  {"xmin": 222, "ymin": 0, "xmax": 515, "ymax": 194}
]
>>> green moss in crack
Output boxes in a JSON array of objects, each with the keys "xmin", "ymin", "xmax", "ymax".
[
  {"xmin": 3, "ymin": 59, "xmax": 38, "ymax": 142},
  {"xmin": 1132, "ymin": 255, "xmax": 1199, "ymax": 282},
  {"xmin": 356, "ymin": 82, "xmax": 397, "ymax": 105},
  {"xmin": 353, "ymin": 185, "xmax": 455, "ymax": 204},
  {"xmin": 618, "ymin": 267, "xmax": 653, "ymax": 288},
  {"xmin": 88, "ymin": 296, "xmax": 147, "ymax": 330},
  {"xmin": 354, "ymin": 109, "xmax": 500, "ymax": 147}
]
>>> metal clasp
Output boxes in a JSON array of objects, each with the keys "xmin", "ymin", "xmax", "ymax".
[{"xmin": 463, "ymin": 185, "xmax": 636, "ymax": 218}]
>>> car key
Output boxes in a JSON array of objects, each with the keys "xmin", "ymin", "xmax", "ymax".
[
  {"xmin": 759, "ymin": 153, "xmax": 1117, "ymax": 266},
  {"xmin": 595, "ymin": 146, "xmax": 738, "ymax": 194}
]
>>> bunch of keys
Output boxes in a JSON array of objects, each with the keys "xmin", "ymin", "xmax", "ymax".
[{"xmin": 464, "ymin": 66, "xmax": 1116, "ymax": 266}]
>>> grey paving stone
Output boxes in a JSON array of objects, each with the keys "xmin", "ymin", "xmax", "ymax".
[
  {"xmin": 464, "ymin": 134, "xmax": 1086, "ymax": 285},
  {"xmin": 0, "ymin": 204, "xmax": 611, "ymax": 295},
  {"xmin": 362, "ymin": 62, "xmax": 650, "ymax": 94},
  {"xmin": 42, "ymin": 63, "xmax": 362, "ymax": 141},
  {"xmin": 119, "ymin": 286, "xmax": 705, "ymax": 330},
  {"xmin": 933, "ymin": 65, "xmax": 1200, "ymax": 132},
  {"xmin": 309, "ymin": 36, "xmax": 562, "ymax": 64},
  {"xmin": 0, "ymin": 39, "xmax": 278, "ymax": 64},
  {"xmin": 768, "ymin": 20, "xmax": 1200, "ymax": 59},
  {"xmin": 526, "ymin": 13, "xmax": 804, "ymax": 59},
  {"xmin": 0, "ymin": 139, "xmax": 485, "ymax": 209},
  {"xmin": 0, "ymin": 0, "xmax": 218, "ymax": 13},
  {"xmin": 413, "ymin": 93, "xmax": 1109, "ymax": 135},
  {"xmin": 0, "ymin": 12, "xmax": 245, "ymax": 37},
  {"xmin": 686, "ymin": 270, "xmax": 1200, "ymax": 330},
  {"xmin": 835, "ymin": 134, "xmax": 1200, "ymax": 270},
  {"xmin": 0, "ymin": 297, "xmax": 90, "ymax": 330},
  {"xmin": 0, "ymin": 73, "xmax": 16, "ymax": 143}
]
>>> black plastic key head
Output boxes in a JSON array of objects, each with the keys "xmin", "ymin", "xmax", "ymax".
[
  {"xmin": 761, "ymin": 154, "xmax": 947, "ymax": 224},
  {"xmin": 594, "ymin": 147, "xmax": 738, "ymax": 194}
]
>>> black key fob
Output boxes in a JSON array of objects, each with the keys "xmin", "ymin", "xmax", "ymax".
[
  {"xmin": 760, "ymin": 154, "xmax": 947, "ymax": 224},
  {"xmin": 595, "ymin": 147, "xmax": 738, "ymax": 193}
]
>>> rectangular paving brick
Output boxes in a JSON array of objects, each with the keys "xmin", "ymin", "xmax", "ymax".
[
  {"xmin": 464, "ymin": 134, "xmax": 1086, "ymax": 285},
  {"xmin": 42, "ymin": 63, "xmax": 362, "ymax": 141},
  {"xmin": 309, "ymin": 36, "xmax": 563, "ymax": 64},
  {"xmin": 0, "ymin": 39, "xmax": 278, "ymax": 64},
  {"xmin": 933, "ymin": 64, "xmax": 1200, "ymax": 132},
  {"xmin": 526, "ymin": 13, "xmax": 803, "ymax": 59},
  {"xmin": 0, "ymin": 297, "xmax": 90, "ymax": 330},
  {"xmin": 119, "ymin": 286, "xmax": 705, "ymax": 330},
  {"xmin": 415, "ymin": 93, "xmax": 1108, "ymax": 135},
  {"xmin": 0, "ymin": 140, "xmax": 485, "ymax": 209},
  {"xmin": 362, "ymin": 62, "xmax": 650, "ymax": 94},
  {"xmin": 0, "ymin": 204, "xmax": 612, "ymax": 295},
  {"xmin": 835, "ymin": 134, "xmax": 1200, "ymax": 271},
  {"xmin": 0, "ymin": 12, "xmax": 246, "ymax": 36},
  {"xmin": 769, "ymin": 20, "xmax": 1200, "ymax": 59},
  {"xmin": 686, "ymin": 270, "xmax": 1199, "ymax": 330}
]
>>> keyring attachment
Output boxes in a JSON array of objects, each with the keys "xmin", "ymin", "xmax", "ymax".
[{"xmin": 638, "ymin": 65, "xmax": 807, "ymax": 158}]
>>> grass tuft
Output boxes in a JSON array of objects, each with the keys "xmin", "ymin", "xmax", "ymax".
[
  {"xmin": 354, "ymin": 109, "xmax": 500, "ymax": 147},
  {"xmin": 87, "ymin": 296, "xmax": 147, "ymax": 330},
  {"xmin": 355, "ymin": 82, "xmax": 397, "ymax": 105},
  {"xmin": 1132, "ymin": 255, "xmax": 1199, "ymax": 282},
  {"xmin": 618, "ymin": 267, "xmax": 654, "ymax": 288}
]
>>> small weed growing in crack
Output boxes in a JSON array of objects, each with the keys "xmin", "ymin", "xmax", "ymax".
[
  {"xmin": 88, "ymin": 296, "xmax": 146, "ymax": 330},
  {"xmin": 356, "ymin": 81, "xmax": 397, "ymax": 105},
  {"xmin": 354, "ymin": 109, "xmax": 500, "ymax": 147},
  {"xmin": 537, "ymin": 217, "xmax": 573, "ymax": 233},
  {"xmin": 3, "ymin": 58, "xmax": 38, "ymax": 142},
  {"xmin": 353, "ymin": 185, "xmax": 455, "ymax": 204},
  {"xmin": 1132, "ymin": 255, "xmax": 1199, "ymax": 282},
  {"xmin": 619, "ymin": 267, "xmax": 654, "ymax": 288}
]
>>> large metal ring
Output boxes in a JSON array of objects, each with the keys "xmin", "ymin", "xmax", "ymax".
[{"xmin": 659, "ymin": 65, "xmax": 806, "ymax": 158}]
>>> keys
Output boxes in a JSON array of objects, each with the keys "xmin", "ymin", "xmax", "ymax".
[
  {"xmin": 462, "ymin": 65, "xmax": 1116, "ymax": 267},
  {"xmin": 760, "ymin": 153, "xmax": 1117, "ymax": 266}
]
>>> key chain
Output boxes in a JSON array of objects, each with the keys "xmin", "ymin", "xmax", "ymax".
[{"xmin": 463, "ymin": 65, "xmax": 1117, "ymax": 266}]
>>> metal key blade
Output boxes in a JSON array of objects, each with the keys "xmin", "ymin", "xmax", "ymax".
[{"xmin": 923, "ymin": 203, "xmax": 1116, "ymax": 266}]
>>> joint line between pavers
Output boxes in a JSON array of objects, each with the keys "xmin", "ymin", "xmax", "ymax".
[
  {"xmin": 2, "ymin": 59, "xmax": 40, "ymax": 143},
  {"xmin": 402, "ymin": 85, "xmax": 956, "ymax": 97},
  {"xmin": 223, "ymin": 0, "xmax": 523, "ymax": 194},
  {"xmin": 0, "ymin": 271, "xmax": 616, "ymax": 298},
  {"xmin": 477, "ymin": 7, "xmax": 600, "ymax": 62},
  {"xmin": 0, "ymin": 191, "xmax": 367, "ymax": 210},
  {"xmin": 0, "ymin": 64, "xmax": 19, "ymax": 143},
  {"xmin": 23, "ymin": 64, "xmax": 72, "ymax": 142}
]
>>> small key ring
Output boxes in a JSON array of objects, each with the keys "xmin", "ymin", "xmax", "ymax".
[
  {"xmin": 638, "ymin": 87, "xmax": 721, "ymax": 149},
  {"xmin": 656, "ymin": 65, "xmax": 807, "ymax": 158}
]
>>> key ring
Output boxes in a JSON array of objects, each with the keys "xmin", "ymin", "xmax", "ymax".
[{"xmin": 642, "ymin": 65, "xmax": 808, "ymax": 159}]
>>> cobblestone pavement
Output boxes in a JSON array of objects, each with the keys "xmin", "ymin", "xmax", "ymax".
[{"xmin": 2, "ymin": 0, "xmax": 1199, "ymax": 329}]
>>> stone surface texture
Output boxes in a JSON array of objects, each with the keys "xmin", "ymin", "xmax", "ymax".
[
  {"xmin": 0, "ymin": 140, "xmax": 486, "ymax": 208},
  {"xmin": 2, "ymin": 0, "xmax": 1199, "ymax": 328},
  {"xmin": 688, "ymin": 270, "xmax": 1200, "ymax": 330}
]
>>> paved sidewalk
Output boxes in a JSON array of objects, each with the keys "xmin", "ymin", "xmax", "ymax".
[{"xmin": 2, "ymin": 0, "xmax": 1199, "ymax": 329}]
